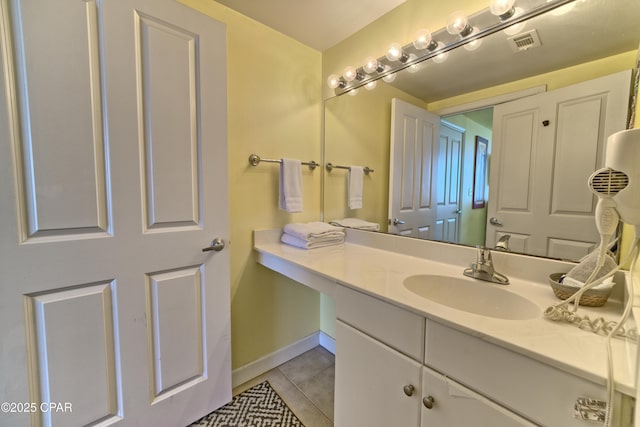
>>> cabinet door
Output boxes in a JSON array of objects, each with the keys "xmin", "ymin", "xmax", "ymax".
[
  {"xmin": 335, "ymin": 321, "xmax": 422, "ymax": 427},
  {"xmin": 421, "ymin": 366, "xmax": 535, "ymax": 427}
]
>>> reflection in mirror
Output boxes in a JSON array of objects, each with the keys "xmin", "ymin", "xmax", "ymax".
[{"xmin": 323, "ymin": 0, "xmax": 640, "ymax": 262}]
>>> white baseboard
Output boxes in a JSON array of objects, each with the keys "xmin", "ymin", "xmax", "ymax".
[
  {"xmin": 319, "ymin": 331, "xmax": 336, "ymax": 354},
  {"xmin": 232, "ymin": 330, "xmax": 336, "ymax": 388}
]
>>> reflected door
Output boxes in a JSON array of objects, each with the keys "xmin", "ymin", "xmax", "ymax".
[
  {"xmin": 389, "ymin": 98, "xmax": 441, "ymax": 239},
  {"xmin": 0, "ymin": 0, "xmax": 230, "ymax": 426},
  {"xmin": 487, "ymin": 70, "xmax": 630, "ymax": 259},
  {"xmin": 435, "ymin": 122, "xmax": 463, "ymax": 243}
]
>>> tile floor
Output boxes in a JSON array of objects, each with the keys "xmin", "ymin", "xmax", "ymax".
[{"xmin": 233, "ymin": 346, "xmax": 335, "ymax": 427}]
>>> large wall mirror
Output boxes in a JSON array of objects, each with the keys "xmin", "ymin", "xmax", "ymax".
[{"xmin": 323, "ymin": 0, "xmax": 640, "ymax": 262}]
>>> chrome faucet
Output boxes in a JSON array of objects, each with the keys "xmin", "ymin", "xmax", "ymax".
[{"xmin": 463, "ymin": 246, "xmax": 509, "ymax": 285}]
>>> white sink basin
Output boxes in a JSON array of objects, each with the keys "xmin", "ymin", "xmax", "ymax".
[{"xmin": 403, "ymin": 274, "xmax": 540, "ymax": 320}]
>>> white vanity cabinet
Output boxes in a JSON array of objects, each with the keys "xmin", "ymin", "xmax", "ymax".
[
  {"xmin": 334, "ymin": 285, "xmax": 534, "ymax": 427},
  {"xmin": 334, "ymin": 284, "xmax": 632, "ymax": 427},
  {"xmin": 334, "ymin": 282, "xmax": 425, "ymax": 426},
  {"xmin": 335, "ymin": 321, "xmax": 422, "ymax": 426}
]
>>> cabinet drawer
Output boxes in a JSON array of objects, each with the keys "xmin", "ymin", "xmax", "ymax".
[
  {"xmin": 426, "ymin": 320, "xmax": 623, "ymax": 427},
  {"xmin": 422, "ymin": 366, "xmax": 536, "ymax": 427},
  {"xmin": 336, "ymin": 285, "xmax": 425, "ymax": 361}
]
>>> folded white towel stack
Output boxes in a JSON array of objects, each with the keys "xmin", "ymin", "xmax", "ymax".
[
  {"xmin": 329, "ymin": 218, "xmax": 380, "ymax": 231},
  {"xmin": 348, "ymin": 166, "xmax": 363, "ymax": 210},
  {"xmin": 281, "ymin": 221, "xmax": 345, "ymax": 249},
  {"xmin": 279, "ymin": 158, "xmax": 303, "ymax": 213}
]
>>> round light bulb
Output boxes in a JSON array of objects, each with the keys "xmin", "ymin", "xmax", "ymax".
[
  {"xmin": 446, "ymin": 11, "xmax": 471, "ymax": 36},
  {"xmin": 413, "ymin": 29, "xmax": 433, "ymax": 50},
  {"xmin": 386, "ymin": 43, "xmax": 404, "ymax": 62},
  {"xmin": 382, "ymin": 72, "xmax": 396, "ymax": 83},
  {"xmin": 363, "ymin": 56, "xmax": 380, "ymax": 74},
  {"xmin": 432, "ymin": 42, "xmax": 449, "ymax": 64},
  {"xmin": 343, "ymin": 66, "xmax": 357, "ymax": 82},
  {"xmin": 348, "ymin": 88, "xmax": 359, "ymax": 96},
  {"xmin": 327, "ymin": 74, "xmax": 342, "ymax": 89},
  {"xmin": 365, "ymin": 81, "xmax": 377, "ymax": 91},
  {"xmin": 464, "ymin": 36, "xmax": 482, "ymax": 51},
  {"xmin": 490, "ymin": 0, "xmax": 515, "ymax": 19}
]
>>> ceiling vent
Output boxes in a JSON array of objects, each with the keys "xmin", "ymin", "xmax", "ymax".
[{"xmin": 507, "ymin": 29, "xmax": 542, "ymax": 52}]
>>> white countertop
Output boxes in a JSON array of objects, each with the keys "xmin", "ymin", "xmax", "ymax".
[{"xmin": 254, "ymin": 229, "xmax": 638, "ymax": 396}]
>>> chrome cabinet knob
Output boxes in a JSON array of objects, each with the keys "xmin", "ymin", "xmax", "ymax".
[
  {"xmin": 423, "ymin": 396, "xmax": 435, "ymax": 409},
  {"xmin": 202, "ymin": 238, "xmax": 225, "ymax": 252},
  {"xmin": 403, "ymin": 384, "xmax": 415, "ymax": 397}
]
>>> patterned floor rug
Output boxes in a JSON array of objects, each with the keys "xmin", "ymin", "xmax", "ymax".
[{"xmin": 188, "ymin": 381, "xmax": 305, "ymax": 427}]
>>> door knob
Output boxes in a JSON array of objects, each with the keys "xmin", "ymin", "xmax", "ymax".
[
  {"xmin": 454, "ymin": 209, "xmax": 462, "ymax": 214},
  {"xmin": 489, "ymin": 217, "xmax": 503, "ymax": 226},
  {"xmin": 202, "ymin": 238, "xmax": 225, "ymax": 252},
  {"xmin": 423, "ymin": 396, "xmax": 435, "ymax": 409},
  {"xmin": 403, "ymin": 384, "xmax": 415, "ymax": 397},
  {"xmin": 391, "ymin": 218, "xmax": 406, "ymax": 226}
]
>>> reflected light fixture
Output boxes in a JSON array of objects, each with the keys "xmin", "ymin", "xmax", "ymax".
[
  {"xmin": 490, "ymin": 0, "xmax": 516, "ymax": 20},
  {"xmin": 407, "ymin": 54, "xmax": 420, "ymax": 73},
  {"xmin": 386, "ymin": 42, "xmax": 409, "ymax": 62},
  {"xmin": 365, "ymin": 80, "xmax": 377, "ymax": 90},
  {"xmin": 446, "ymin": 11, "xmax": 473, "ymax": 37},
  {"xmin": 382, "ymin": 69, "xmax": 397, "ymax": 83},
  {"xmin": 432, "ymin": 42, "xmax": 449, "ymax": 63},
  {"xmin": 463, "ymin": 35, "xmax": 482, "ymax": 51},
  {"xmin": 503, "ymin": 18, "xmax": 526, "ymax": 35}
]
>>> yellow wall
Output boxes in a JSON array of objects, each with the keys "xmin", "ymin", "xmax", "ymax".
[
  {"xmin": 180, "ymin": 0, "xmax": 323, "ymax": 369},
  {"xmin": 324, "ymin": 83, "xmax": 427, "ymax": 229}
]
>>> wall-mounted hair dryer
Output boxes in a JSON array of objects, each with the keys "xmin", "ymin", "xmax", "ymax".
[
  {"xmin": 587, "ymin": 128, "xmax": 639, "ymax": 268},
  {"xmin": 604, "ymin": 128, "xmax": 640, "ymax": 230}
]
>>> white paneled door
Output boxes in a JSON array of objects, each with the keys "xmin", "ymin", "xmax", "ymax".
[
  {"xmin": 0, "ymin": 0, "xmax": 231, "ymax": 426},
  {"xmin": 389, "ymin": 98, "xmax": 441, "ymax": 239},
  {"xmin": 487, "ymin": 70, "xmax": 630, "ymax": 260},
  {"xmin": 435, "ymin": 122, "xmax": 463, "ymax": 243}
]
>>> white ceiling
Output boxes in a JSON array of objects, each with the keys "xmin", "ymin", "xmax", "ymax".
[{"xmin": 214, "ymin": 0, "xmax": 407, "ymax": 51}]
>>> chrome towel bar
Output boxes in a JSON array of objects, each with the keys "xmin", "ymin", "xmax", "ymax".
[
  {"xmin": 326, "ymin": 162, "xmax": 374, "ymax": 174},
  {"xmin": 248, "ymin": 154, "xmax": 318, "ymax": 170}
]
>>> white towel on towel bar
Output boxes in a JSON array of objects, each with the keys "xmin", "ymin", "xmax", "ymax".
[
  {"xmin": 283, "ymin": 222, "xmax": 345, "ymax": 241},
  {"xmin": 279, "ymin": 158, "xmax": 303, "ymax": 212},
  {"xmin": 348, "ymin": 166, "xmax": 364, "ymax": 209}
]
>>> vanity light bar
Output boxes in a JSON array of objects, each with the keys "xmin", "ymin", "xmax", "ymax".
[{"xmin": 331, "ymin": 0, "xmax": 577, "ymax": 96}]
